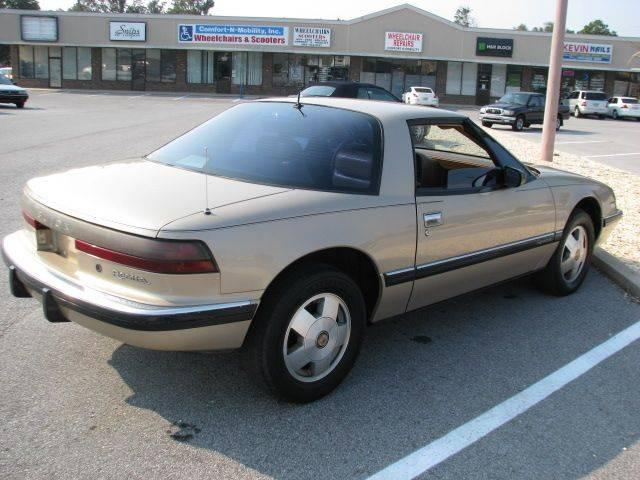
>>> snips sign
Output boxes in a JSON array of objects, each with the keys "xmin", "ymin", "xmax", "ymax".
[{"xmin": 178, "ymin": 24, "xmax": 289, "ymax": 45}]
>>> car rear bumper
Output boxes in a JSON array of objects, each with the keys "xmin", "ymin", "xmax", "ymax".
[
  {"xmin": 478, "ymin": 113, "xmax": 516, "ymax": 124},
  {"xmin": 615, "ymin": 110, "xmax": 640, "ymax": 118},
  {"xmin": 3, "ymin": 232, "xmax": 257, "ymax": 351},
  {"xmin": 579, "ymin": 106, "xmax": 607, "ymax": 115}
]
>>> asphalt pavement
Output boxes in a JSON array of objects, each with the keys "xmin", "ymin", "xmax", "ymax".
[{"xmin": 1, "ymin": 91, "xmax": 639, "ymax": 479}]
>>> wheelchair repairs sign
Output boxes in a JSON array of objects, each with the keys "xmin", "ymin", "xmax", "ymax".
[{"xmin": 178, "ymin": 24, "xmax": 288, "ymax": 46}]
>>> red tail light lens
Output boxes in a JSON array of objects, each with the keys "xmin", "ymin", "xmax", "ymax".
[
  {"xmin": 23, "ymin": 211, "xmax": 47, "ymax": 230},
  {"xmin": 622, "ymin": 104, "xmax": 628, "ymax": 108},
  {"xmin": 75, "ymin": 239, "xmax": 218, "ymax": 274},
  {"xmin": 581, "ymin": 101, "xmax": 587, "ymax": 106},
  {"xmin": 413, "ymin": 93, "xmax": 418, "ymax": 97}
]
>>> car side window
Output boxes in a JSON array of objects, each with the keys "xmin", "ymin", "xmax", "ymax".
[
  {"xmin": 369, "ymin": 88, "xmax": 398, "ymax": 102},
  {"xmin": 410, "ymin": 122, "xmax": 499, "ymax": 193},
  {"xmin": 529, "ymin": 96, "xmax": 542, "ymax": 107},
  {"xmin": 580, "ymin": 92, "xmax": 586, "ymax": 99}
]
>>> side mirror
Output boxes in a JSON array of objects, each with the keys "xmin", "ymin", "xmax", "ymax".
[{"xmin": 503, "ymin": 166, "xmax": 526, "ymax": 188}]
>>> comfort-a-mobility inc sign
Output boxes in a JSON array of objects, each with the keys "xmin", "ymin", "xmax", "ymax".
[
  {"xmin": 178, "ymin": 24, "xmax": 288, "ymax": 45},
  {"xmin": 563, "ymin": 42, "xmax": 612, "ymax": 63}
]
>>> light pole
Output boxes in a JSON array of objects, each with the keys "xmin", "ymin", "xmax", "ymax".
[{"xmin": 540, "ymin": 0, "xmax": 568, "ymax": 162}]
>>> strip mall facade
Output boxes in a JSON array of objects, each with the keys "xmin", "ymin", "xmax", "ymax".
[{"xmin": 1, "ymin": 4, "xmax": 638, "ymax": 104}]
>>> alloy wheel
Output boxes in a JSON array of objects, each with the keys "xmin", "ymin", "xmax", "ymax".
[
  {"xmin": 283, "ymin": 293, "xmax": 351, "ymax": 382},
  {"xmin": 561, "ymin": 225, "xmax": 588, "ymax": 283}
]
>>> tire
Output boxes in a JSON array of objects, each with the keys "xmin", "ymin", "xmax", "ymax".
[
  {"xmin": 574, "ymin": 107, "xmax": 581, "ymax": 118},
  {"xmin": 15, "ymin": 102, "xmax": 24, "ymax": 109},
  {"xmin": 242, "ymin": 264, "xmax": 366, "ymax": 402},
  {"xmin": 534, "ymin": 209, "xmax": 595, "ymax": 296},
  {"xmin": 555, "ymin": 116, "xmax": 562, "ymax": 131},
  {"xmin": 512, "ymin": 115, "xmax": 525, "ymax": 131},
  {"xmin": 612, "ymin": 110, "xmax": 618, "ymax": 120},
  {"xmin": 598, "ymin": 114, "xmax": 606, "ymax": 120},
  {"xmin": 481, "ymin": 121, "xmax": 493, "ymax": 128}
]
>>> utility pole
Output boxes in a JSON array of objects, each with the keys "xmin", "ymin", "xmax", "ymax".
[{"xmin": 540, "ymin": 0, "xmax": 568, "ymax": 162}]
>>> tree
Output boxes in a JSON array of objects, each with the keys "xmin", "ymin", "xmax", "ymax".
[
  {"xmin": 68, "ymin": 0, "xmax": 143, "ymax": 12},
  {"xmin": 4, "ymin": 0, "xmax": 40, "ymax": 9},
  {"xmin": 530, "ymin": 21, "xmax": 574, "ymax": 33},
  {"xmin": 146, "ymin": 0, "xmax": 165, "ymax": 13},
  {"xmin": 453, "ymin": 6, "xmax": 474, "ymax": 27},
  {"xmin": 167, "ymin": 0, "xmax": 214, "ymax": 15},
  {"xmin": 579, "ymin": 19, "xmax": 617, "ymax": 36},
  {"xmin": 513, "ymin": 24, "xmax": 528, "ymax": 31}
]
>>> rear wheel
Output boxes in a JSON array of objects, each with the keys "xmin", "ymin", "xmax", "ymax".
[
  {"xmin": 612, "ymin": 110, "xmax": 619, "ymax": 119},
  {"xmin": 574, "ymin": 107, "xmax": 581, "ymax": 118},
  {"xmin": 598, "ymin": 114, "xmax": 606, "ymax": 120},
  {"xmin": 512, "ymin": 115, "xmax": 525, "ymax": 131},
  {"xmin": 534, "ymin": 210, "xmax": 594, "ymax": 296},
  {"xmin": 15, "ymin": 102, "xmax": 24, "ymax": 109},
  {"xmin": 242, "ymin": 264, "xmax": 366, "ymax": 402},
  {"xmin": 481, "ymin": 121, "xmax": 493, "ymax": 128},
  {"xmin": 556, "ymin": 116, "xmax": 562, "ymax": 131}
]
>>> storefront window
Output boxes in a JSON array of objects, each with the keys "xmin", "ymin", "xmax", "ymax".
[
  {"xmin": 506, "ymin": 65, "xmax": 522, "ymax": 92},
  {"xmin": 613, "ymin": 72, "xmax": 639, "ymax": 97},
  {"xmin": 62, "ymin": 47, "xmax": 92, "ymax": 80},
  {"xmin": 445, "ymin": 61, "xmax": 475, "ymax": 96},
  {"xmin": 146, "ymin": 49, "xmax": 161, "ymax": 82},
  {"xmin": 490, "ymin": 63, "xmax": 506, "ymax": 97},
  {"xmin": 275, "ymin": 54, "xmax": 349, "ymax": 86},
  {"xmin": 34, "ymin": 46, "xmax": 49, "ymax": 79},
  {"xmin": 361, "ymin": 58, "xmax": 435, "ymax": 94},
  {"xmin": 116, "ymin": 49, "xmax": 132, "ymax": 81},
  {"xmin": 531, "ymin": 67, "xmax": 548, "ymax": 93},
  {"xmin": 232, "ymin": 52, "xmax": 262, "ymax": 86},
  {"xmin": 461, "ymin": 63, "xmax": 477, "ymax": 96},
  {"xmin": 187, "ymin": 50, "xmax": 215, "ymax": 84},
  {"xmin": 160, "ymin": 50, "xmax": 177, "ymax": 83},
  {"xmin": 589, "ymin": 71, "xmax": 605, "ymax": 91},
  {"xmin": 101, "ymin": 48, "xmax": 116, "ymax": 81},
  {"xmin": 215, "ymin": 52, "xmax": 231, "ymax": 81},
  {"xmin": 446, "ymin": 61, "xmax": 462, "ymax": 95},
  {"xmin": 19, "ymin": 45, "xmax": 35, "ymax": 78}
]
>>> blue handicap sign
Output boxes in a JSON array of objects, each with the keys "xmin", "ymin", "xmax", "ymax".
[{"xmin": 179, "ymin": 25, "xmax": 193, "ymax": 42}]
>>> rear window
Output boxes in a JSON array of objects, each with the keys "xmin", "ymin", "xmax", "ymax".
[
  {"xmin": 300, "ymin": 86, "xmax": 336, "ymax": 97},
  {"xmin": 414, "ymin": 88, "xmax": 433, "ymax": 93},
  {"xmin": 621, "ymin": 97, "xmax": 638, "ymax": 104},
  {"xmin": 585, "ymin": 92, "xmax": 607, "ymax": 100},
  {"xmin": 148, "ymin": 102, "xmax": 383, "ymax": 195}
]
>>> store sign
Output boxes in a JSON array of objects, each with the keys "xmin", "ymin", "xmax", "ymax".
[
  {"xmin": 384, "ymin": 32, "xmax": 423, "ymax": 53},
  {"xmin": 178, "ymin": 24, "xmax": 288, "ymax": 46},
  {"xmin": 21, "ymin": 16, "xmax": 58, "ymax": 42},
  {"xmin": 563, "ymin": 42, "xmax": 612, "ymax": 63},
  {"xmin": 293, "ymin": 27, "xmax": 331, "ymax": 48},
  {"xmin": 109, "ymin": 22, "xmax": 146, "ymax": 42},
  {"xmin": 476, "ymin": 37, "xmax": 513, "ymax": 57}
]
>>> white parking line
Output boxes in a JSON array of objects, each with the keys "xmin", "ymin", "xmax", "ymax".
[
  {"xmin": 585, "ymin": 152, "xmax": 640, "ymax": 158},
  {"xmin": 555, "ymin": 140, "xmax": 608, "ymax": 145},
  {"xmin": 367, "ymin": 319, "xmax": 640, "ymax": 480},
  {"xmin": 173, "ymin": 95, "xmax": 189, "ymax": 101}
]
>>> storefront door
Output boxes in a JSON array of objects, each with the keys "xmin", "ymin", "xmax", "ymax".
[
  {"xmin": 475, "ymin": 64, "xmax": 491, "ymax": 105},
  {"xmin": 132, "ymin": 49, "xmax": 146, "ymax": 91},
  {"xmin": 49, "ymin": 58, "xmax": 61, "ymax": 88}
]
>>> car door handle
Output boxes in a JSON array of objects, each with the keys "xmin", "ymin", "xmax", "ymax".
[{"xmin": 424, "ymin": 212, "xmax": 443, "ymax": 227}]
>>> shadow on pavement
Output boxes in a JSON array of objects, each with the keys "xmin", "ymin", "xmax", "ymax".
[{"xmin": 108, "ymin": 272, "xmax": 640, "ymax": 480}]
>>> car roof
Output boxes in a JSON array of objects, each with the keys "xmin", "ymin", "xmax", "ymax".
[{"xmin": 257, "ymin": 96, "xmax": 466, "ymax": 122}]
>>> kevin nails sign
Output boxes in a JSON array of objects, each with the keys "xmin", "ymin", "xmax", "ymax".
[
  {"xmin": 476, "ymin": 37, "xmax": 513, "ymax": 57},
  {"xmin": 384, "ymin": 32, "xmax": 423, "ymax": 53},
  {"xmin": 178, "ymin": 24, "xmax": 288, "ymax": 45},
  {"xmin": 293, "ymin": 27, "xmax": 331, "ymax": 48},
  {"xmin": 109, "ymin": 22, "xmax": 146, "ymax": 42},
  {"xmin": 563, "ymin": 42, "xmax": 612, "ymax": 63}
]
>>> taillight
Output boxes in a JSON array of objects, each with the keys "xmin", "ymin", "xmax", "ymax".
[
  {"xmin": 23, "ymin": 211, "xmax": 46, "ymax": 230},
  {"xmin": 413, "ymin": 93, "xmax": 418, "ymax": 97},
  {"xmin": 622, "ymin": 104, "xmax": 629, "ymax": 108},
  {"xmin": 581, "ymin": 101, "xmax": 587, "ymax": 106},
  {"xmin": 75, "ymin": 239, "xmax": 218, "ymax": 274}
]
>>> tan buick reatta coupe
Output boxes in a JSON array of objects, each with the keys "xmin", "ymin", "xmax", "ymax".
[{"xmin": 3, "ymin": 98, "xmax": 622, "ymax": 401}]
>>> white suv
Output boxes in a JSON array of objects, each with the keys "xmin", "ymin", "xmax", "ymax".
[
  {"xmin": 607, "ymin": 96, "xmax": 640, "ymax": 120},
  {"xmin": 564, "ymin": 90, "xmax": 608, "ymax": 119}
]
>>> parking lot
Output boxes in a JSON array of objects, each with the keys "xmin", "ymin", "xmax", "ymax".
[
  {"xmin": 453, "ymin": 105, "xmax": 640, "ymax": 175},
  {"xmin": 1, "ymin": 91, "xmax": 639, "ymax": 480}
]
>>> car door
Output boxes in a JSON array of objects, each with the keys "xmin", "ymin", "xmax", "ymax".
[
  {"xmin": 607, "ymin": 97, "xmax": 618, "ymax": 116},
  {"xmin": 405, "ymin": 118, "xmax": 557, "ymax": 311},
  {"xmin": 528, "ymin": 95, "xmax": 544, "ymax": 123}
]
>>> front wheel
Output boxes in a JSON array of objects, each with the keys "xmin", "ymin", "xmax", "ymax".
[
  {"xmin": 15, "ymin": 102, "xmax": 25, "ymax": 109},
  {"xmin": 574, "ymin": 107, "xmax": 581, "ymax": 118},
  {"xmin": 612, "ymin": 110, "xmax": 619, "ymax": 119},
  {"xmin": 481, "ymin": 121, "xmax": 493, "ymax": 128},
  {"xmin": 534, "ymin": 209, "xmax": 594, "ymax": 296},
  {"xmin": 512, "ymin": 115, "xmax": 525, "ymax": 131},
  {"xmin": 242, "ymin": 264, "xmax": 366, "ymax": 402},
  {"xmin": 556, "ymin": 116, "xmax": 562, "ymax": 131},
  {"xmin": 598, "ymin": 114, "xmax": 606, "ymax": 120}
]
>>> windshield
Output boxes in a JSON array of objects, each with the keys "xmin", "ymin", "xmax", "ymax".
[
  {"xmin": 621, "ymin": 97, "xmax": 638, "ymax": 104},
  {"xmin": 300, "ymin": 86, "xmax": 337, "ymax": 97},
  {"xmin": 497, "ymin": 93, "xmax": 529, "ymax": 105},
  {"xmin": 0, "ymin": 74, "xmax": 12, "ymax": 85},
  {"xmin": 585, "ymin": 92, "xmax": 607, "ymax": 100},
  {"xmin": 148, "ymin": 102, "xmax": 382, "ymax": 194}
]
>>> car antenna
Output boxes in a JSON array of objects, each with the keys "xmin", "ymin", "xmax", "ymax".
[
  {"xmin": 203, "ymin": 146, "xmax": 211, "ymax": 216},
  {"xmin": 293, "ymin": 88, "xmax": 303, "ymax": 110}
]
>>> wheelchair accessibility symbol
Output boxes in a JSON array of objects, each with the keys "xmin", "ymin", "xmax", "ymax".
[{"xmin": 179, "ymin": 25, "xmax": 193, "ymax": 42}]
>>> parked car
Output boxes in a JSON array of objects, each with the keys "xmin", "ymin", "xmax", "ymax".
[
  {"xmin": 3, "ymin": 98, "xmax": 622, "ymax": 402},
  {"xmin": 563, "ymin": 90, "xmax": 608, "ymax": 118},
  {"xmin": 299, "ymin": 81, "xmax": 401, "ymax": 102},
  {"xmin": 0, "ymin": 67, "xmax": 12, "ymax": 79},
  {"xmin": 0, "ymin": 73, "xmax": 28, "ymax": 108},
  {"xmin": 402, "ymin": 86, "xmax": 439, "ymax": 106},
  {"xmin": 479, "ymin": 92, "xmax": 570, "ymax": 131},
  {"xmin": 606, "ymin": 96, "xmax": 640, "ymax": 120}
]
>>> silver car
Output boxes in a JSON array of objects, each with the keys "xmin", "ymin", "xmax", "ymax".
[
  {"xmin": 3, "ymin": 98, "xmax": 622, "ymax": 401},
  {"xmin": 607, "ymin": 96, "xmax": 640, "ymax": 120}
]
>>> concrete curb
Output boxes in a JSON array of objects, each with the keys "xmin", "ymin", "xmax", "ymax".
[{"xmin": 593, "ymin": 247, "xmax": 640, "ymax": 299}]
